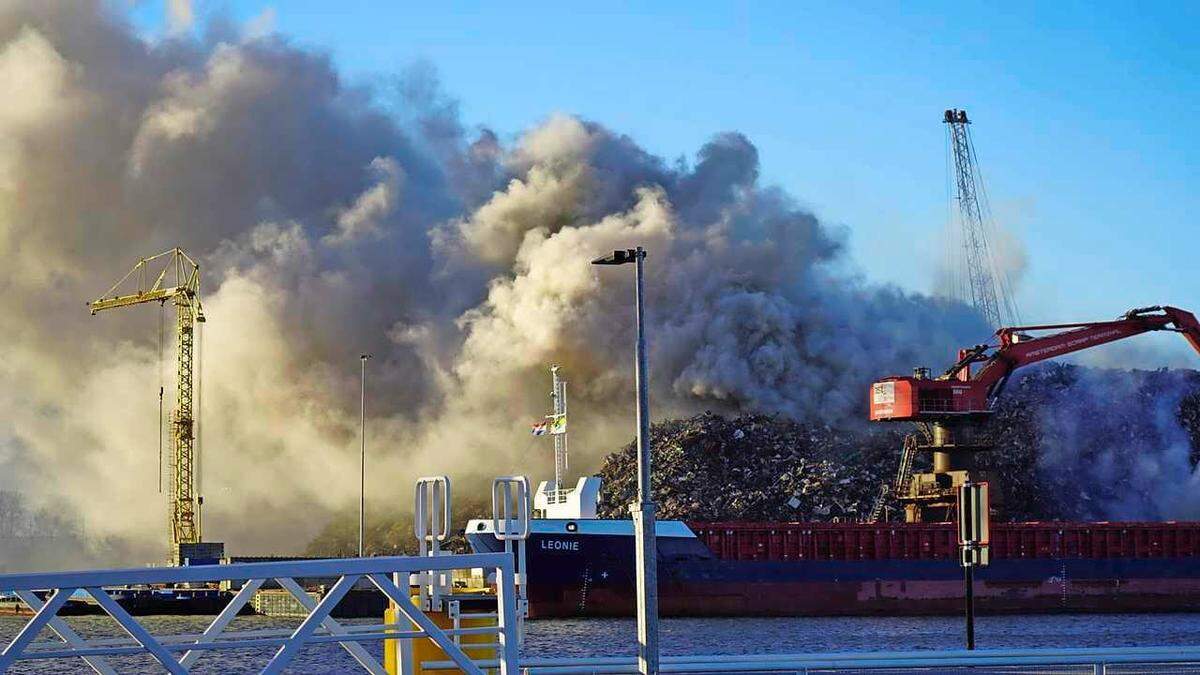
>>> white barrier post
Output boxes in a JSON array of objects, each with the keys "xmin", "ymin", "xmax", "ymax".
[
  {"xmin": 492, "ymin": 476, "xmax": 531, "ymax": 633},
  {"xmin": 414, "ymin": 476, "xmax": 452, "ymax": 612}
]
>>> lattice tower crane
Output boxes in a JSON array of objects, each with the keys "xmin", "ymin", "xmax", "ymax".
[
  {"xmin": 88, "ymin": 248, "xmax": 205, "ymax": 560},
  {"xmin": 944, "ymin": 108, "xmax": 1021, "ymax": 329}
]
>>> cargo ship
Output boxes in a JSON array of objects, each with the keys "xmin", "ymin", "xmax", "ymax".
[
  {"xmin": 475, "ymin": 341, "xmax": 1200, "ymax": 618},
  {"xmin": 467, "ymin": 478, "xmax": 1200, "ymax": 618}
]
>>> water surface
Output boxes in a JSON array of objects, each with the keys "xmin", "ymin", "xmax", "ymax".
[{"xmin": 4, "ymin": 613, "xmax": 1200, "ymax": 672}]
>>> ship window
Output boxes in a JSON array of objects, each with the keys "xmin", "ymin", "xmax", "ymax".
[
  {"xmin": 566, "ymin": 522, "xmax": 578, "ymax": 532},
  {"xmin": 476, "ymin": 522, "xmax": 487, "ymax": 531}
]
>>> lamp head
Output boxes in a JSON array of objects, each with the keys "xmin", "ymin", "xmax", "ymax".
[{"xmin": 591, "ymin": 248, "xmax": 643, "ymax": 265}]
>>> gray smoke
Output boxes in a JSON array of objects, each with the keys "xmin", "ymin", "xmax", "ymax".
[
  {"xmin": 1030, "ymin": 367, "xmax": 1200, "ymax": 520},
  {"xmin": 0, "ymin": 2, "xmax": 989, "ymax": 568}
]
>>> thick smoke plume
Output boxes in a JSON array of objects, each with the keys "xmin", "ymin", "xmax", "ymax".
[{"xmin": 0, "ymin": 2, "xmax": 989, "ymax": 567}]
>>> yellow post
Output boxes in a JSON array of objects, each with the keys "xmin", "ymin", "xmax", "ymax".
[
  {"xmin": 384, "ymin": 595, "xmax": 498, "ymax": 675},
  {"xmin": 384, "ymin": 605, "xmax": 401, "ymax": 674}
]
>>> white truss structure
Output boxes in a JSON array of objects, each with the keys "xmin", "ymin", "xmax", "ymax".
[{"xmin": 0, "ymin": 553, "xmax": 520, "ymax": 674}]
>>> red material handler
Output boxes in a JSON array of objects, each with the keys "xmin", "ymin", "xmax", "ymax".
[{"xmin": 870, "ymin": 305, "xmax": 1200, "ymax": 421}]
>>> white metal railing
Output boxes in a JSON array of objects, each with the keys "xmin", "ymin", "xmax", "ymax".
[
  {"xmin": 405, "ymin": 475, "xmax": 507, "ymax": 674},
  {"xmin": 491, "ymin": 476, "xmax": 530, "ymax": 625},
  {"xmin": 422, "ymin": 646, "xmax": 1200, "ymax": 673},
  {"xmin": 414, "ymin": 475, "xmax": 453, "ymax": 613},
  {"xmin": 0, "ymin": 553, "xmax": 520, "ymax": 675}
]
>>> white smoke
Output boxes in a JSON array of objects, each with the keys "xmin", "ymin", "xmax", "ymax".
[
  {"xmin": 0, "ymin": 2, "xmax": 989, "ymax": 567},
  {"xmin": 934, "ymin": 190, "xmax": 1030, "ymax": 322}
]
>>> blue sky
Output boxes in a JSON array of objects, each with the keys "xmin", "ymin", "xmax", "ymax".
[{"xmin": 128, "ymin": 1, "xmax": 1197, "ymax": 358}]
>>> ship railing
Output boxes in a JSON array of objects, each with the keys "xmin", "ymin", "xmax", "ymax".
[
  {"xmin": 422, "ymin": 645, "xmax": 1200, "ymax": 673},
  {"xmin": 0, "ymin": 553, "xmax": 520, "ymax": 675}
]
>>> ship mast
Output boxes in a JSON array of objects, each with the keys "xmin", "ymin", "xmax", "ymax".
[
  {"xmin": 550, "ymin": 365, "xmax": 568, "ymax": 499},
  {"xmin": 533, "ymin": 364, "xmax": 600, "ymax": 519}
]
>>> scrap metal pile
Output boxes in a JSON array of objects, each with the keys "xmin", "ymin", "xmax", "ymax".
[
  {"xmin": 598, "ymin": 364, "xmax": 1200, "ymax": 523},
  {"xmin": 598, "ymin": 413, "xmax": 905, "ymax": 522}
]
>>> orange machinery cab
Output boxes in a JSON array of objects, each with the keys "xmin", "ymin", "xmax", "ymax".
[{"xmin": 869, "ymin": 376, "xmax": 990, "ymax": 421}]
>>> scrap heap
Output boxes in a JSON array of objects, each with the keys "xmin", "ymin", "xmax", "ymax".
[
  {"xmin": 598, "ymin": 365, "xmax": 1200, "ymax": 523},
  {"xmin": 598, "ymin": 413, "xmax": 906, "ymax": 522}
]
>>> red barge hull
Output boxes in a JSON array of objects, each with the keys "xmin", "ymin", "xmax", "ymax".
[{"xmin": 468, "ymin": 519, "xmax": 1200, "ymax": 617}]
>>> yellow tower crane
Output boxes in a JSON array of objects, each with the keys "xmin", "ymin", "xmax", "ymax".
[{"xmin": 89, "ymin": 248, "xmax": 206, "ymax": 563}]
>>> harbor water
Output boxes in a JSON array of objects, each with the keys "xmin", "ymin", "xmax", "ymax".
[{"xmin": 4, "ymin": 613, "xmax": 1200, "ymax": 673}]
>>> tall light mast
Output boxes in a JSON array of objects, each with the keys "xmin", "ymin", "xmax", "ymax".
[
  {"xmin": 89, "ymin": 248, "xmax": 205, "ymax": 562},
  {"xmin": 944, "ymin": 108, "xmax": 1021, "ymax": 329}
]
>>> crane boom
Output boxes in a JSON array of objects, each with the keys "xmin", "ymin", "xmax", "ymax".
[
  {"xmin": 88, "ymin": 287, "xmax": 183, "ymax": 312},
  {"xmin": 89, "ymin": 248, "xmax": 205, "ymax": 562},
  {"xmin": 971, "ymin": 306, "xmax": 1199, "ymax": 399},
  {"xmin": 871, "ymin": 305, "xmax": 1200, "ymax": 422}
]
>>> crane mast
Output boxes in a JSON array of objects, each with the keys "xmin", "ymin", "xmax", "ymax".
[
  {"xmin": 944, "ymin": 109, "xmax": 1020, "ymax": 329},
  {"xmin": 89, "ymin": 248, "xmax": 205, "ymax": 562}
]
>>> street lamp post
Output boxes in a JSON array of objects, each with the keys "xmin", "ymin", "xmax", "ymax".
[
  {"xmin": 359, "ymin": 353, "xmax": 371, "ymax": 558},
  {"xmin": 592, "ymin": 246, "xmax": 659, "ymax": 675}
]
